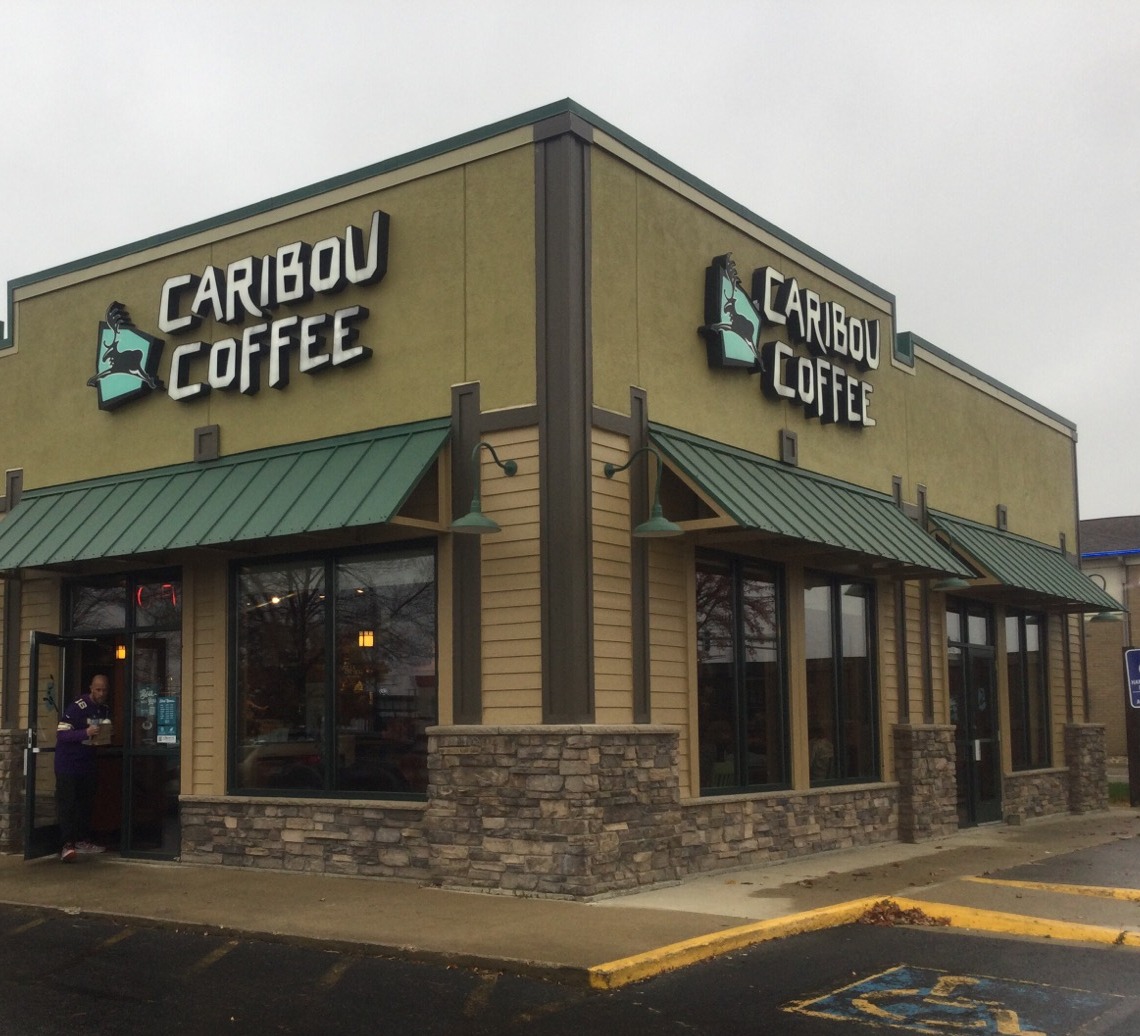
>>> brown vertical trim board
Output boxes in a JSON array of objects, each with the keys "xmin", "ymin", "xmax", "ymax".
[
  {"xmin": 630, "ymin": 388, "xmax": 650, "ymax": 723},
  {"xmin": 535, "ymin": 116, "xmax": 595, "ymax": 723},
  {"xmin": 451, "ymin": 383, "xmax": 483, "ymax": 724}
]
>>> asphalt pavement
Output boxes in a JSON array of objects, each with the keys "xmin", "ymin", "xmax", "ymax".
[{"xmin": 1, "ymin": 808, "xmax": 1138, "ymax": 988}]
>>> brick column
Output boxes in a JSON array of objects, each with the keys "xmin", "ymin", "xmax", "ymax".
[
  {"xmin": 1065, "ymin": 723, "xmax": 1108, "ymax": 813},
  {"xmin": 0, "ymin": 729, "xmax": 24, "ymax": 854},
  {"xmin": 893, "ymin": 724, "xmax": 958, "ymax": 842},
  {"xmin": 425, "ymin": 725, "xmax": 681, "ymax": 898}
]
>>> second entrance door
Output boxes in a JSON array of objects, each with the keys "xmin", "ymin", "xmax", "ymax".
[{"xmin": 947, "ymin": 601, "xmax": 1002, "ymax": 826}]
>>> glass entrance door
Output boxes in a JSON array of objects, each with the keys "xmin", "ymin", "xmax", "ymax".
[
  {"xmin": 947, "ymin": 603, "xmax": 1003, "ymax": 826},
  {"xmin": 24, "ymin": 632, "xmax": 71, "ymax": 859},
  {"xmin": 60, "ymin": 572, "xmax": 183, "ymax": 858}
]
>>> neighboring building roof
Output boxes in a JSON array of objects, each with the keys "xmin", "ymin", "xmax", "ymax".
[{"xmin": 1081, "ymin": 515, "xmax": 1140, "ymax": 558}]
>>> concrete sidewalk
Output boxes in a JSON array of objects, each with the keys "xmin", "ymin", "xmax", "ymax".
[{"xmin": 2, "ymin": 809, "xmax": 1139, "ymax": 988}]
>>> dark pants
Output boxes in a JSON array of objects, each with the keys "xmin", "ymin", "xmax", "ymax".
[{"xmin": 56, "ymin": 772, "xmax": 97, "ymax": 847}]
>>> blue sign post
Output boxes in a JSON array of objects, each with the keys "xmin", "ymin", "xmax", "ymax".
[{"xmin": 1126, "ymin": 649, "xmax": 1140, "ymax": 710}]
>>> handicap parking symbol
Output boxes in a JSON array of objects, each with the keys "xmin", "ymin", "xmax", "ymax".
[{"xmin": 786, "ymin": 965, "xmax": 1119, "ymax": 1034}]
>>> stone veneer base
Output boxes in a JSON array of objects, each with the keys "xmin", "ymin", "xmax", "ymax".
[{"xmin": 0, "ymin": 722, "xmax": 1114, "ymax": 897}]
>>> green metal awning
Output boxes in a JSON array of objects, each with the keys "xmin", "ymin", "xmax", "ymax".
[
  {"xmin": 0, "ymin": 418, "xmax": 450, "ymax": 572},
  {"xmin": 649, "ymin": 424, "xmax": 971, "ymax": 578},
  {"xmin": 930, "ymin": 512, "xmax": 1123, "ymax": 612}
]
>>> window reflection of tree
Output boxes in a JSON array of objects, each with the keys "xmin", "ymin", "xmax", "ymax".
[
  {"xmin": 238, "ymin": 564, "xmax": 326, "ymax": 737},
  {"xmin": 69, "ymin": 582, "xmax": 128, "ymax": 632},
  {"xmin": 696, "ymin": 560, "xmax": 780, "ymax": 790}
]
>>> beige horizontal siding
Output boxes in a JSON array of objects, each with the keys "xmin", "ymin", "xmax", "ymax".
[{"xmin": 480, "ymin": 427, "xmax": 542, "ymax": 725}]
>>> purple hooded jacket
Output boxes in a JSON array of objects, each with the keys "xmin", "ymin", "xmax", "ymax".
[{"xmin": 54, "ymin": 694, "xmax": 109, "ymax": 778}]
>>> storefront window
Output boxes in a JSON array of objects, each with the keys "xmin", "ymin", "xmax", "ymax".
[
  {"xmin": 805, "ymin": 573, "xmax": 878, "ymax": 784},
  {"xmin": 233, "ymin": 545, "xmax": 436, "ymax": 797},
  {"xmin": 696, "ymin": 554, "xmax": 787, "ymax": 793},
  {"xmin": 69, "ymin": 578, "xmax": 128, "ymax": 632},
  {"xmin": 1006, "ymin": 611, "xmax": 1049, "ymax": 770}
]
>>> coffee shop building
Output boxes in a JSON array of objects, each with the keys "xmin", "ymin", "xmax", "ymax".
[{"xmin": 0, "ymin": 101, "xmax": 1117, "ymax": 898}]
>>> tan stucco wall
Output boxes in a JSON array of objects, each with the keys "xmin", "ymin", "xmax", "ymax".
[
  {"xmin": 1, "ymin": 145, "xmax": 537, "ymax": 492},
  {"xmin": 590, "ymin": 147, "xmax": 1078, "ymax": 551}
]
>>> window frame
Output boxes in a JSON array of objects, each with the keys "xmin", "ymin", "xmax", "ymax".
[
  {"xmin": 1005, "ymin": 609, "xmax": 1050, "ymax": 771},
  {"xmin": 695, "ymin": 550, "xmax": 789, "ymax": 795},
  {"xmin": 804, "ymin": 572, "xmax": 879, "ymax": 786},
  {"xmin": 228, "ymin": 539, "xmax": 438, "ymax": 800}
]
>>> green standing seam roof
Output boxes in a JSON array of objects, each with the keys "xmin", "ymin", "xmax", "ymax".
[
  {"xmin": 0, "ymin": 418, "xmax": 451, "ymax": 572},
  {"xmin": 649, "ymin": 424, "xmax": 971, "ymax": 577},
  {"xmin": 930, "ymin": 512, "xmax": 1123, "ymax": 612}
]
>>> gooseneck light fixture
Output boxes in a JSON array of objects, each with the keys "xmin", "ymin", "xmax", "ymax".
[
  {"xmin": 930, "ymin": 529, "xmax": 973, "ymax": 592},
  {"xmin": 1086, "ymin": 572, "xmax": 1124, "ymax": 623},
  {"xmin": 604, "ymin": 446, "xmax": 683, "ymax": 538},
  {"xmin": 450, "ymin": 441, "xmax": 518, "ymax": 535}
]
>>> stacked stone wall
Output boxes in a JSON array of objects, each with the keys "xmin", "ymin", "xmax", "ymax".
[
  {"xmin": 679, "ymin": 785, "xmax": 898, "ymax": 871},
  {"xmin": 1002, "ymin": 769, "xmax": 1069, "ymax": 822},
  {"xmin": 1065, "ymin": 723, "xmax": 1109, "ymax": 813},
  {"xmin": 0, "ymin": 730, "xmax": 23, "ymax": 854},
  {"xmin": 424, "ymin": 725, "xmax": 681, "ymax": 898},
  {"xmin": 893, "ymin": 725, "xmax": 958, "ymax": 842},
  {"xmin": 179, "ymin": 796, "xmax": 430, "ymax": 878}
]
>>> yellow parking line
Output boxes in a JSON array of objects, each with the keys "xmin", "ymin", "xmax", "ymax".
[
  {"xmin": 316, "ymin": 956, "xmax": 355, "ymax": 989},
  {"xmin": 6, "ymin": 918, "xmax": 46, "ymax": 936},
  {"xmin": 964, "ymin": 876, "xmax": 1140, "ymax": 902},
  {"xmin": 184, "ymin": 939, "xmax": 240, "ymax": 976},
  {"xmin": 98, "ymin": 928, "xmax": 134, "ymax": 949}
]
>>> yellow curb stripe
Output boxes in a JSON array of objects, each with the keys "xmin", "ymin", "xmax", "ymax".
[
  {"xmin": 888, "ymin": 895, "xmax": 1140, "ymax": 948},
  {"xmin": 588, "ymin": 892, "xmax": 1140, "ymax": 990},
  {"xmin": 963, "ymin": 876, "xmax": 1140, "ymax": 902},
  {"xmin": 587, "ymin": 896, "xmax": 884, "ymax": 990}
]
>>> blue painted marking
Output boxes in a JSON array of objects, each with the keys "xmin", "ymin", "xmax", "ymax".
[{"xmin": 786, "ymin": 965, "xmax": 1119, "ymax": 1034}]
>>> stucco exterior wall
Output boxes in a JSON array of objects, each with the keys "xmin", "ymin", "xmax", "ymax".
[{"xmin": 1, "ymin": 144, "xmax": 538, "ymax": 492}]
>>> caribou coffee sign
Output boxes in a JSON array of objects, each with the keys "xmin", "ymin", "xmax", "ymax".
[
  {"xmin": 699, "ymin": 253, "xmax": 879, "ymax": 428},
  {"xmin": 88, "ymin": 210, "xmax": 389, "ymax": 411}
]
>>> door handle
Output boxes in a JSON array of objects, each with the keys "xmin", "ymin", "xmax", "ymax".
[{"xmin": 974, "ymin": 739, "xmax": 982, "ymax": 762}]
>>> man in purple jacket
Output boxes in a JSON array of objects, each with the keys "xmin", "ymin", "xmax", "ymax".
[{"xmin": 55, "ymin": 673, "xmax": 111, "ymax": 862}]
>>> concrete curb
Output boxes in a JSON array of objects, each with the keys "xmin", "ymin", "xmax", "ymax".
[
  {"xmin": 889, "ymin": 895, "xmax": 1140, "ymax": 950},
  {"xmin": 587, "ymin": 888, "xmax": 1140, "ymax": 990},
  {"xmin": 587, "ymin": 897, "xmax": 885, "ymax": 989}
]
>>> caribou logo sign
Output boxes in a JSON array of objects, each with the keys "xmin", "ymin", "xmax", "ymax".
[
  {"xmin": 698, "ymin": 254, "xmax": 763, "ymax": 373},
  {"xmin": 86, "ymin": 302, "xmax": 165, "ymax": 411},
  {"xmin": 699, "ymin": 253, "xmax": 881, "ymax": 428},
  {"xmin": 87, "ymin": 210, "xmax": 389, "ymax": 412}
]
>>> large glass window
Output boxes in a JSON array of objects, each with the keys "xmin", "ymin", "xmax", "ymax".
[
  {"xmin": 1006, "ymin": 611, "xmax": 1049, "ymax": 770},
  {"xmin": 234, "ymin": 545, "xmax": 436, "ymax": 797},
  {"xmin": 804, "ymin": 573, "xmax": 878, "ymax": 784},
  {"xmin": 696, "ymin": 553, "xmax": 787, "ymax": 792}
]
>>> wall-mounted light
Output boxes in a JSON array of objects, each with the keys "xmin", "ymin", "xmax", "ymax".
[
  {"xmin": 1086, "ymin": 572, "xmax": 1123, "ymax": 623},
  {"xmin": 358, "ymin": 629, "xmax": 375, "ymax": 648},
  {"xmin": 115, "ymin": 644, "xmax": 127, "ymax": 660},
  {"xmin": 450, "ymin": 441, "xmax": 518, "ymax": 535},
  {"xmin": 604, "ymin": 446, "xmax": 683, "ymax": 538},
  {"xmin": 930, "ymin": 530, "xmax": 973, "ymax": 592}
]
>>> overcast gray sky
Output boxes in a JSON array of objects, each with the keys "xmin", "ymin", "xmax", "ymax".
[{"xmin": 3, "ymin": 1, "xmax": 1137, "ymax": 522}]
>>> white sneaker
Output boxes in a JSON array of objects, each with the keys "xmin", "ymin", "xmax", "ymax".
[{"xmin": 74, "ymin": 841, "xmax": 106, "ymax": 854}]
